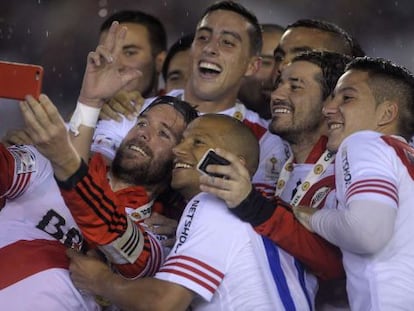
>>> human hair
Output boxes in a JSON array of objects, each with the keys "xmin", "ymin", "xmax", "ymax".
[
  {"xmin": 292, "ymin": 51, "xmax": 352, "ymax": 100},
  {"xmin": 201, "ymin": 114, "xmax": 259, "ymax": 175},
  {"xmin": 142, "ymin": 95, "xmax": 199, "ymax": 125},
  {"xmin": 345, "ymin": 57, "xmax": 414, "ymax": 140},
  {"xmin": 100, "ymin": 10, "xmax": 167, "ymax": 56},
  {"xmin": 200, "ymin": 1, "xmax": 262, "ymax": 55},
  {"xmin": 287, "ymin": 19, "xmax": 365, "ymax": 57},
  {"xmin": 161, "ymin": 33, "xmax": 195, "ymax": 82}
]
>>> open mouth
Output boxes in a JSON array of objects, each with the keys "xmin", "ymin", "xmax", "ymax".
[
  {"xmin": 128, "ymin": 145, "xmax": 148, "ymax": 157},
  {"xmin": 174, "ymin": 162, "xmax": 193, "ymax": 169},
  {"xmin": 199, "ymin": 61, "xmax": 222, "ymax": 77},
  {"xmin": 271, "ymin": 104, "xmax": 292, "ymax": 115}
]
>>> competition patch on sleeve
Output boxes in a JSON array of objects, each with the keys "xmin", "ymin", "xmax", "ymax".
[{"xmin": 8, "ymin": 146, "xmax": 37, "ymax": 174}]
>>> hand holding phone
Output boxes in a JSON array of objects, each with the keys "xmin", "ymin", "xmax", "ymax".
[
  {"xmin": 197, "ymin": 149, "xmax": 230, "ymax": 178},
  {"xmin": 0, "ymin": 61, "xmax": 44, "ymax": 100}
]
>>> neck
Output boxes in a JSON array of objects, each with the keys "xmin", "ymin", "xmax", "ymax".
[
  {"xmin": 290, "ymin": 126, "xmax": 326, "ymax": 163},
  {"xmin": 184, "ymin": 86, "xmax": 239, "ymax": 114},
  {"xmin": 109, "ymin": 174, "xmax": 160, "ymax": 201}
]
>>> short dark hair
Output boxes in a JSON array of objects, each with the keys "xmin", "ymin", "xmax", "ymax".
[
  {"xmin": 287, "ymin": 19, "xmax": 365, "ymax": 57},
  {"xmin": 162, "ymin": 33, "xmax": 195, "ymax": 82},
  {"xmin": 292, "ymin": 51, "xmax": 352, "ymax": 100},
  {"xmin": 346, "ymin": 57, "xmax": 414, "ymax": 140},
  {"xmin": 142, "ymin": 95, "xmax": 199, "ymax": 125},
  {"xmin": 100, "ymin": 10, "xmax": 167, "ymax": 55},
  {"xmin": 200, "ymin": 1, "xmax": 262, "ymax": 55}
]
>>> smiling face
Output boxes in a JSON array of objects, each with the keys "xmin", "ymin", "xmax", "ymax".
[
  {"xmin": 323, "ymin": 69, "xmax": 380, "ymax": 152},
  {"xmin": 186, "ymin": 9, "xmax": 259, "ymax": 105},
  {"xmin": 170, "ymin": 117, "xmax": 228, "ymax": 200},
  {"xmin": 269, "ymin": 60, "xmax": 325, "ymax": 144},
  {"xmin": 112, "ymin": 104, "xmax": 186, "ymax": 186}
]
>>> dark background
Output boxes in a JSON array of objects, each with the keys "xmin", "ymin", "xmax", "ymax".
[{"xmin": 1, "ymin": 0, "xmax": 413, "ymax": 135}]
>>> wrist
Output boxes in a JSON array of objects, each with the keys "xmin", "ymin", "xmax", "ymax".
[
  {"xmin": 69, "ymin": 101, "xmax": 101, "ymax": 136},
  {"xmin": 77, "ymin": 95, "xmax": 105, "ymax": 108}
]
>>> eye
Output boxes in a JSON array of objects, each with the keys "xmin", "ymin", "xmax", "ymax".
[
  {"xmin": 221, "ymin": 38, "xmax": 235, "ymax": 47},
  {"xmin": 193, "ymin": 138, "xmax": 206, "ymax": 146},
  {"xmin": 342, "ymin": 95, "xmax": 354, "ymax": 102},
  {"xmin": 136, "ymin": 120, "xmax": 147, "ymax": 127},
  {"xmin": 196, "ymin": 33, "xmax": 209, "ymax": 43},
  {"xmin": 159, "ymin": 129, "xmax": 172, "ymax": 140},
  {"xmin": 291, "ymin": 84, "xmax": 302, "ymax": 91},
  {"xmin": 124, "ymin": 49, "xmax": 138, "ymax": 57}
]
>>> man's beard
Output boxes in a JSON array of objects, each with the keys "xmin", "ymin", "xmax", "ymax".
[
  {"xmin": 270, "ymin": 113, "xmax": 323, "ymax": 145},
  {"xmin": 111, "ymin": 145, "xmax": 173, "ymax": 187}
]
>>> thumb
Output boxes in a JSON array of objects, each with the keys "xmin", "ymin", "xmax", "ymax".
[{"xmin": 120, "ymin": 69, "xmax": 143, "ymax": 87}]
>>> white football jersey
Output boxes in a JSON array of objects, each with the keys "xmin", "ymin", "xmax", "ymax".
[
  {"xmin": 155, "ymin": 192, "xmax": 315, "ymax": 311},
  {"xmin": 335, "ymin": 131, "xmax": 414, "ymax": 310}
]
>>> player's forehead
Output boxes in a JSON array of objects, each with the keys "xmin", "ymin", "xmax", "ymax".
[
  {"xmin": 140, "ymin": 104, "xmax": 185, "ymax": 128},
  {"xmin": 280, "ymin": 27, "xmax": 339, "ymax": 53},
  {"xmin": 197, "ymin": 9, "xmax": 251, "ymax": 40}
]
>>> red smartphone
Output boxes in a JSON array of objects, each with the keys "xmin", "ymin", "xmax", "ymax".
[{"xmin": 0, "ymin": 61, "xmax": 44, "ymax": 100}]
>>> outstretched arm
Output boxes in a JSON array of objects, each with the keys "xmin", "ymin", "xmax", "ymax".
[{"xmin": 67, "ymin": 249, "xmax": 193, "ymax": 311}]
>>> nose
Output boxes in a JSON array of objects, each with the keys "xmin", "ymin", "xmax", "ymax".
[
  {"xmin": 133, "ymin": 124, "xmax": 151, "ymax": 141},
  {"xmin": 322, "ymin": 96, "xmax": 339, "ymax": 117},
  {"xmin": 270, "ymin": 83, "xmax": 287, "ymax": 103},
  {"xmin": 202, "ymin": 38, "xmax": 219, "ymax": 56},
  {"xmin": 172, "ymin": 140, "xmax": 188, "ymax": 157}
]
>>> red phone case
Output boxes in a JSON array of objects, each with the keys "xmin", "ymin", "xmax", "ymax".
[{"xmin": 0, "ymin": 61, "xmax": 44, "ymax": 100}]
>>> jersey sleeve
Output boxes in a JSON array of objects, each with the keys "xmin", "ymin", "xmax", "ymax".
[
  {"xmin": 231, "ymin": 189, "xmax": 345, "ymax": 280},
  {"xmin": 0, "ymin": 144, "xmax": 49, "ymax": 201},
  {"xmin": 57, "ymin": 154, "xmax": 163, "ymax": 278},
  {"xmin": 336, "ymin": 132, "xmax": 398, "ymax": 209},
  {"xmin": 155, "ymin": 193, "xmax": 242, "ymax": 302}
]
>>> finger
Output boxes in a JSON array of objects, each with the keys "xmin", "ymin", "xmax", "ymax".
[
  {"xmin": 19, "ymin": 99, "xmax": 44, "ymax": 140},
  {"xmin": 112, "ymin": 24, "xmax": 128, "ymax": 58},
  {"xmin": 100, "ymin": 104, "xmax": 122, "ymax": 122},
  {"xmin": 112, "ymin": 91, "xmax": 138, "ymax": 115},
  {"xmin": 129, "ymin": 91, "xmax": 145, "ymax": 113},
  {"xmin": 38, "ymin": 94, "xmax": 65, "ymax": 125},
  {"xmin": 95, "ymin": 45, "xmax": 114, "ymax": 64},
  {"xmin": 102, "ymin": 21, "xmax": 119, "ymax": 53}
]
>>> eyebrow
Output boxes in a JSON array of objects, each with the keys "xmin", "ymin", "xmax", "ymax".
[
  {"xmin": 122, "ymin": 44, "xmax": 142, "ymax": 50},
  {"xmin": 196, "ymin": 26, "xmax": 242, "ymax": 43}
]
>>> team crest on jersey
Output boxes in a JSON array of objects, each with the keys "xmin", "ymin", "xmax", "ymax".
[
  {"xmin": 125, "ymin": 201, "xmax": 153, "ymax": 222},
  {"xmin": 9, "ymin": 146, "xmax": 36, "ymax": 174},
  {"xmin": 265, "ymin": 156, "xmax": 281, "ymax": 180},
  {"xmin": 310, "ymin": 186, "xmax": 331, "ymax": 208}
]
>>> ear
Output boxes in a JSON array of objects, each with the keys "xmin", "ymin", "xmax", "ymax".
[
  {"xmin": 155, "ymin": 51, "xmax": 167, "ymax": 74},
  {"xmin": 377, "ymin": 100, "xmax": 398, "ymax": 126},
  {"xmin": 244, "ymin": 56, "xmax": 261, "ymax": 77}
]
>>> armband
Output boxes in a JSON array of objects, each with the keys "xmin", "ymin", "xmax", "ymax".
[
  {"xmin": 98, "ymin": 216, "xmax": 144, "ymax": 264},
  {"xmin": 68, "ymin": 101, "xmax": 101, "ymax": 136}
]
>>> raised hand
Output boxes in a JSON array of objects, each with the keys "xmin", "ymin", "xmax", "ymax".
[
  {"xmin": 199, "ymin": 148, "xmax": 252, "ymax": 208},
  {"xmin": 78, "ymin": 21, "xmax": 142, "ymax": 107},
  {"xmin": 19, "ymin": 94, "xmax": 80, "ymax": 179}
]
